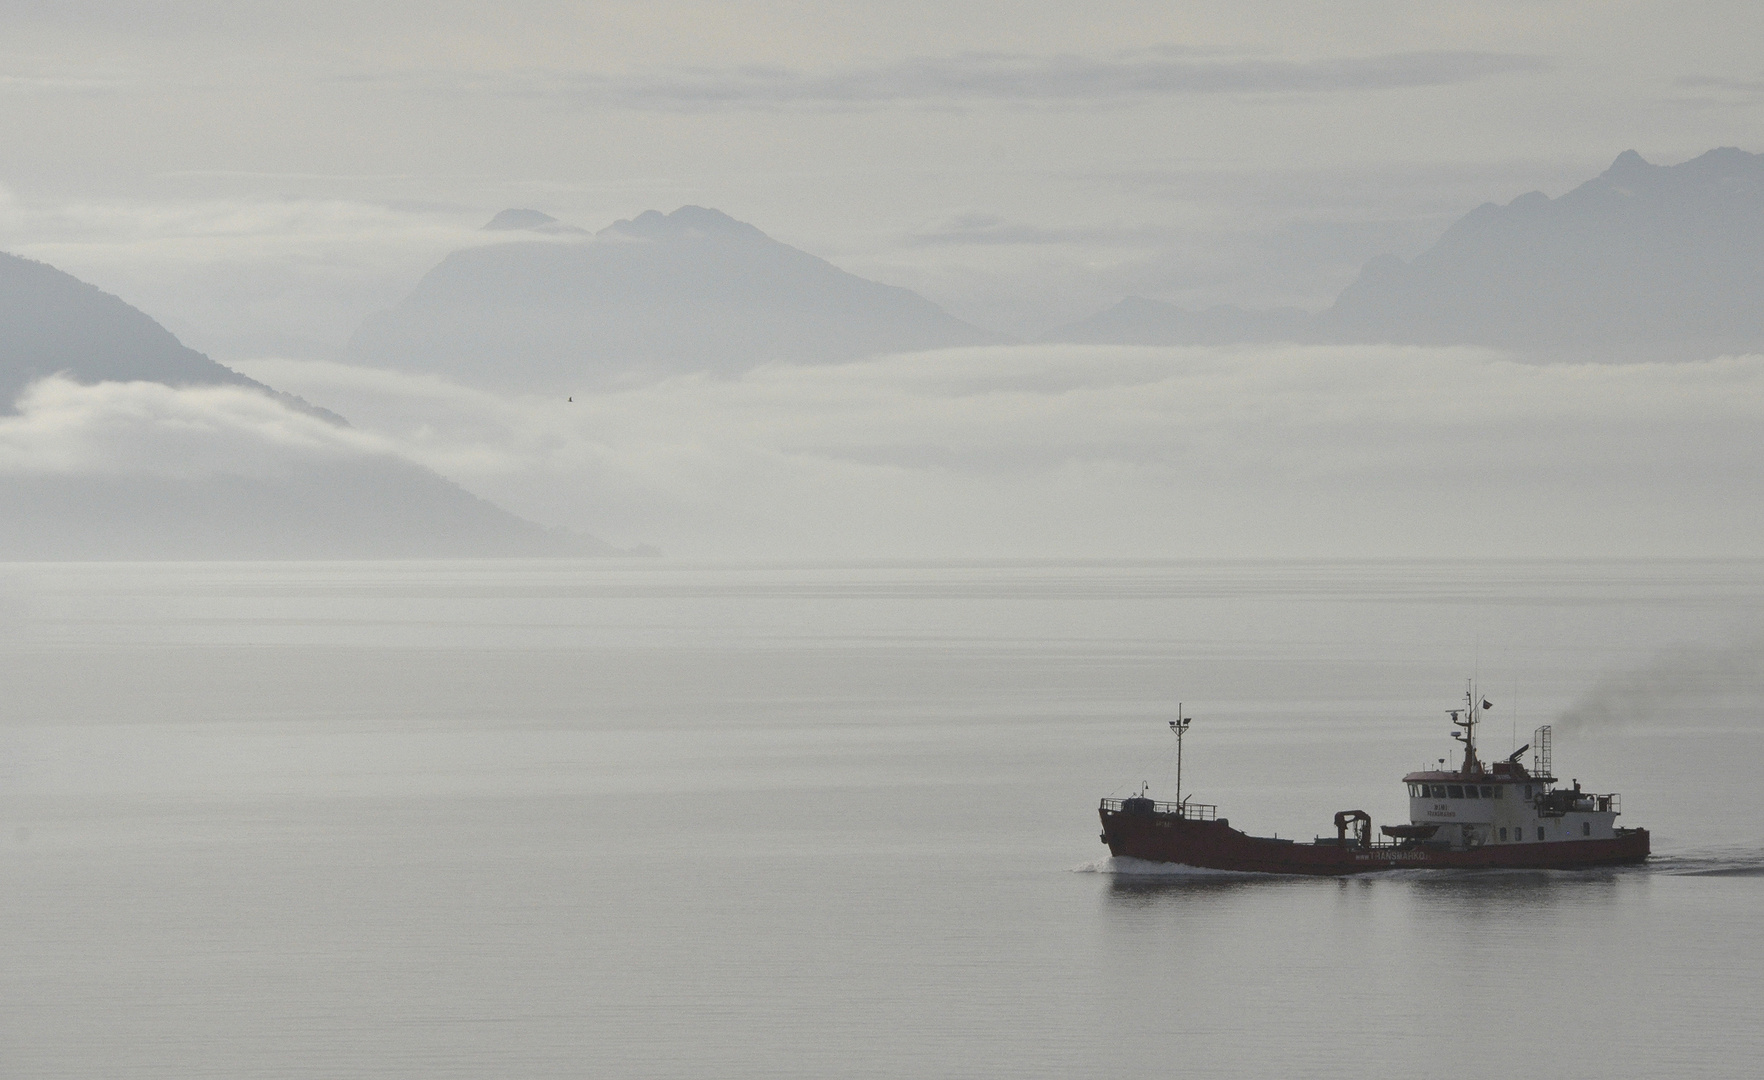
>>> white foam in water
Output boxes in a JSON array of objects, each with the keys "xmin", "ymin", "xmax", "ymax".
[
  {"xmin": 1072, "ymin": 856, "xmax": 1272, "ymax": 878},
  {"xmin": 1649, "ymin": 846, "xmax": 1764, "ymax": 877}
]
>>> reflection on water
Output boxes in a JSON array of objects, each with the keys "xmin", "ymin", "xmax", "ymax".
[{"xmin": 1097, "ymin": 861, "xmax": 1640, "ymax": 905}]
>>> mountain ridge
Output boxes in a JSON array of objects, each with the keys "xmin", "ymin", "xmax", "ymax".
[
  {"xmin": 348, "ymin": 206, "xmax": 1005, "ymax": 389},
  {"xmin": 1, "ymin": 250, "xmax": 349, "ymax": 423},
  {"xmin": 1319, "ymin": 145, "xmax": 1764, "ymax": 354},
  {"xmin": 3, "ymin": 251, "xmax": 269, "ymax": 409},
  {"xmin": 1, "ymin": 250, "xmax": 621, "ymax": 559},
  {"xmin": 1046, "ymin": 147, "xmax": 1764, "ymax": 358}
]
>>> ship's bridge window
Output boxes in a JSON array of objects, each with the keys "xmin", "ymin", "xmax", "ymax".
[
  {"xmin": 1447, "ymin": 785, "xmax": 1465, "ymax": 798},
  {"xmin": 1408, "ymin": 784, "xmax": 1424, "ymax": 797},
  {"xmin": 1431, "ymin": 785, "xmax": 1448, "ymax": 799},
  {"xmin": 1491, "ymin": 786, "xmax": 1503, "ymax": 799},
  {"xmin": 1464, "ymin": 786, "xmax": 1480, "ymax": 799}
]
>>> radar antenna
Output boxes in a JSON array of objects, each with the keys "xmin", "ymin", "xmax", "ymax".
[{"xmin": 1449, "ymin": 682, "xmax": 1494, "ymax": 775}]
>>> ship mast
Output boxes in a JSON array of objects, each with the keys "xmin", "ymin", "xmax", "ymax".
[
  {"xmin": 1169, "ymin": 705, "xmax": 1192, "ymax": 809},
  {"xmin": 1449, "ymin": 681, "xmax": 1491, "ymax": 776}
]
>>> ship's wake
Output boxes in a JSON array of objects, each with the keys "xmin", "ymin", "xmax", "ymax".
[
  {"xmin": 1646, "ymin": 848, "xmax": 1764, "ymax": 877},
  {"xmin": 1072, "ymin": 856, "xmax": 1270, "ymax": 878}
]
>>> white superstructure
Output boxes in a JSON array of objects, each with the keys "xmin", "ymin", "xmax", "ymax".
[{"xmin": 1395, "ymin": 689, "xmax": 1624, "ymax": 852}]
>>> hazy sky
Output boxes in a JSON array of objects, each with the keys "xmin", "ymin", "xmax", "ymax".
[
  {"xmin": 4, "ymin": 2, "xmax": 1763, "ymax": 349},
  {"xmin": 5, "ymin": 3, "xmax": 1764, "ymax": 559}
]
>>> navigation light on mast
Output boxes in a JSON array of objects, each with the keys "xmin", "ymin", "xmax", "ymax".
[{"xmin": 1169, "ymin": 705, "xmax": 1193, "ymax": 809}]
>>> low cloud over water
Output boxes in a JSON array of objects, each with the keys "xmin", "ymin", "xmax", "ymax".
[
  {"xmin": 234, "ymin": 345, "xmax": 1764, "ymax": 557},
  {"xmin": 0, "ymin": 376, "xmax": 396, "ymax": 479}
]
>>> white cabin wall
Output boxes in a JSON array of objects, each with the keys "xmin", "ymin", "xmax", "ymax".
[{"xmin": 1405, "ymin": 780, "xmax": 1620, "ymax": 845}]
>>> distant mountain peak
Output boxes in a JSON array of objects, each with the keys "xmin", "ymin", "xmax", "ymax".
[
  {"xmin": 598, "ymin": 205, "xmax": 765, "ymax": 242},
  {"xmin": 2, "ymin": 250, "xmax": 266, "ymax": 411},
  {"xmin": 1692, "ymin": 145, "xmax": 1753, "ymax": 167},
  {"xmin": 482, "ymin": 208, "xmax": 587, "ymax": 234},
  {"xmin": 350, "ymin": 205, "xmax": 999, "ymax": 386},
  {"xmin": 0, "ymin": 250, "xmax": 613, "ymax": 557},
  {"xmin": 1320, "ymin": 144, "xmax": 1764, "ymax": 355},
  {"xmin": 1592, "ymin": 147, "xmax": 1763, "ymax": 194},
  {"xmin": 1052, "ymin": 145, "xmax": 1764, "ymax": 359}
]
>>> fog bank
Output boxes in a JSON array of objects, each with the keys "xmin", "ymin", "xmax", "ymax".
[
  {"xmin": 0, "ymin": 378, "xmax": 604, "ymax": 558},
  {"xmin": 238, "ymin": 344, "xmax": 1764, "ymax": 559}
]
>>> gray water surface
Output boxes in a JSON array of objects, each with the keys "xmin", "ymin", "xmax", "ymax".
[{"xmin": 2, "ymin": 560, "xmax": 1761, "ymax": 1078}]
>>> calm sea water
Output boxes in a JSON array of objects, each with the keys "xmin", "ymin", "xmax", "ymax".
[{"xmin": 1, "ymin": 559, "xmax": 1761, "ymax": 1079}]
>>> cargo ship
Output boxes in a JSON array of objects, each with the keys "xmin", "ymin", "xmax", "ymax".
[{"xmin": 1098, "ymin": 687, "xmax": 1649, "ymax": 874}]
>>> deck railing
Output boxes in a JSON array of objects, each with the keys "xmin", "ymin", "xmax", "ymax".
[
  {"xmin": 1536, "ymin": 790, "xmax": 1621, "ymax": 816},
  {"xmin": 1100, "ymin": 797, "xmax": 1219, "ymax": 821}
]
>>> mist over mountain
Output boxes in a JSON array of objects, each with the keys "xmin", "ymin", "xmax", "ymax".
[
  {"xmin": 1042, "ymin": 297, "xmax": 1309, "ymax": 345},
  {"xmin": 482, "ymin": 208, "xmax": 589, "ymax": 236},
  {"xmin": 1050, "ymin": 148, "xmax": 1764, "ymax": 358},
  {"xmin": 0, "ymin": 250, "xmax": 351, "ymax": 425},
  {"xmin": 1, "ymin": 251, "xmax": 270, "ymax": 411},
  {"xmin": 0, "ymin": 456, "xmax": 603, "ymax": 560},
  {"xmin": 1, "ymin": 253, "xmax": 618, "ymax": 559},
  {"xmin": 348, "ymin": 206, "xmax": 1002, "ymax": 390}
]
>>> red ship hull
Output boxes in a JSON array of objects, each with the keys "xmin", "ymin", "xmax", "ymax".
[{"xmin": 1099, "ymin": 805, "xmax": 1650, "ymax": 875}]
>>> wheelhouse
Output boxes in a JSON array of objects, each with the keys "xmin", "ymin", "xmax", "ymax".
[{"xmin": 1399, "ymin": 698, "xmax": 1625, "ymax": 848}]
